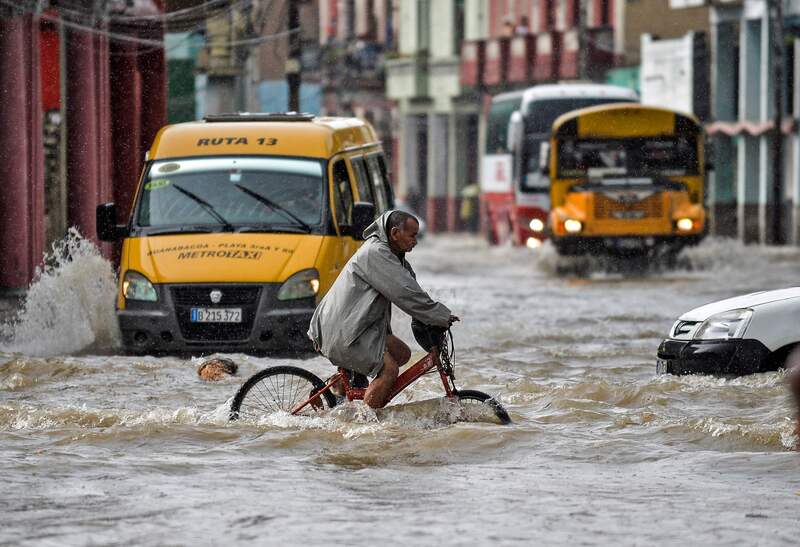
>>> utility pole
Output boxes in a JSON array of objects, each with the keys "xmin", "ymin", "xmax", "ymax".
[
  {"xmin": 769, "ymin": 0, "xmax": 785, "ymax": 244},
  {"xmin": 287, "ymin": 0, "xmax": 301, "ymax": 112}
]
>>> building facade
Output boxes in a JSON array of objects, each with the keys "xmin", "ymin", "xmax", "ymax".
[
  {"xmin": 708, "ymin": 0, "xmax": 800, "ymax": 244},
  {"xmin": 0, "ymin": 0, "xmax": 169, "ymax": 291},
  {"xmin": 386, "ymin": 0, "xmax": 623, "ymax": 233}
]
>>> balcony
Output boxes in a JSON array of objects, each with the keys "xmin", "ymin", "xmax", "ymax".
[
  {"xmin": 386, "ymin": 52, "xmax": 429, "ymax": 100},
  {"xmin": 560, "ymin": 29, "xmax": 579, "ymax": 80},
  {"xmin": 533, "ymin": 32, "xmax": 559, "ymax": 82},
  {"xmin": 320, "ymin": 41, "xmax": 385, "ymax": 91},
  {"xmin": 460, "ymin": 40, "xmax": 485, "ymax": 88},
  {"xmin": 429, "ymin": 57, "xmax": 461, "ymax": 99},
  {"xmin": 484, "ymin": 37, "xmax": 510, "ymax": 87},
  {"xmin": 507, "ymin": 34, "xmax": 536, "ymax": 83}
]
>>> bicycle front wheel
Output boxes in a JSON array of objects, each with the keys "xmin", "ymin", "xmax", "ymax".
[
  {"xmin": 229, "ymin": 366, "xmax": 337, "ymax": 421},
  {"xmin": 455, "ymin": 389, "xmax": 511, "ymax": 425}
]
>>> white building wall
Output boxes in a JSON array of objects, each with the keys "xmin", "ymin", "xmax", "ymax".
[
  {"xmin": 430, "ymin": 0, "xmax": 455, "ymax": 58},
  {"xmin": 398, "ymin": 0, "xmax": 418, "ymax": 55},
  {"xmin": 465, "ymin": 0, "xmax": 489, "ymax": 40}
]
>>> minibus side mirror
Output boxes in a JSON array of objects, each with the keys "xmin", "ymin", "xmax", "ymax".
[
  {"xmin": 96, "ymin": 203, "xmax": 127, "ymax": 242},
  {"xmin": 351, "ymin": 201, "xmax": 376, "ymax": 240}
]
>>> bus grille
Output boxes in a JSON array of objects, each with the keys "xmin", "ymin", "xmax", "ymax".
[{"xmin": 594, "ymin": 193, "xmax": 663, "ymax": 220}]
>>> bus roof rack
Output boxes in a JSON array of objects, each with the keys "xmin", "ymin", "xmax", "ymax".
[{"xmin": 203, "ymin": 112, "xmax": 316, "ymax": 123}]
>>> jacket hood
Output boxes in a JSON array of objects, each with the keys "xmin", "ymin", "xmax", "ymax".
[{"xmin": 363, "ymin": 210, "xmax": 395, "ymax": 242}]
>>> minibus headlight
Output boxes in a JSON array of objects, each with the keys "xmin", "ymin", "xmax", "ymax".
[
  {"xmin": 529, "ymin": 218, "xmax": 545, "ymax": 232},
  {"xmin": 122, "ymin": 271, "xmax": 158, "ymax": 302},
  {"xmin": 676, "ymin": 218, "xmax": 694, "ymax": 232},
  {"xmin": 278, "ymin": 269, "xmax": 320, "ymax": 301},
  {"xmin": 564, "ymin": 219, "xmax": 582, "ymax": 233},
  {"xmin": 694, "ymin": 309, "xmax": 753, "ymax": 340}
]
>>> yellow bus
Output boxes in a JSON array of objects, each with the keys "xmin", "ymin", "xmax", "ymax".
[
  {"xmin": 96, "ymin": 113, "xmax": 392, "ymax": 354},
  {"xmin": 547, "ymin": 104, "xmax": 707, "ymax": 256}
]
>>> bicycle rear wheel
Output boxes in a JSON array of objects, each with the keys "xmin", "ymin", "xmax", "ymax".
[
  {"xmin": 229, "ymin": 366, "xmax": 337, "ymax": 421},
  {"xmin": 455, "ymin": 389, "xmax": 511, "ymax": 425}
]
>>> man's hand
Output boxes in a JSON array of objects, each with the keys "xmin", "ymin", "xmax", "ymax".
[{"xmin": 448, "ymin": 315, "xmax": 460, "ymax": 326}]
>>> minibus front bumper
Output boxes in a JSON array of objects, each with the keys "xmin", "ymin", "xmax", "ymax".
[{"xmin": 117, "ymin": 283, "xmax": 315, "ymax": 354}]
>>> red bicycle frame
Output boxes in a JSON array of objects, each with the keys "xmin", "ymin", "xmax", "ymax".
[{"xmin": 291, "ymin": 346, "xmax": 455, "ymax": 415}]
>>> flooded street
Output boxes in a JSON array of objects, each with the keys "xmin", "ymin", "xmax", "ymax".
[{"xmin": 2, "ymin": 235, "xmax": 800, "ymax": 545}]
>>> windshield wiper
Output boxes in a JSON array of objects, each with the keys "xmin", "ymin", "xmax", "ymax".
[
  {"xmin": 234, "ymin": 184, "xmax": 312, "ymax": 233},
  {"xmin": 144, "ymin": 226, "xmax": 216, "ymax": 236},
  {"xmin": 172, "ymin": 184, "xmax": 234, "ymax": 231},
  {"xmin": 235, "ymin": 224, "xmax": 309, "ymax": 234}
]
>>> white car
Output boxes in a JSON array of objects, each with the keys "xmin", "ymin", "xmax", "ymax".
[{"xmin": 657, "ymin": 287, "xmax": 800, "ymax": 375}]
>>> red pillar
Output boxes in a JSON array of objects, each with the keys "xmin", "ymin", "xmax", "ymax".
[
  {"xmin": 138, "ymin": 36, "xmax": 167, "ymax": 163},
  {"xmin": 65, "ymin": 26, "xmax": 101, "ymax": 243},
  {"xmin": 110, "ymin": 40, "xmax": 142, "ymax": 221},
  {"xmin": 0, "ymin": 14, "xmax": 44, "ymax": 289}
]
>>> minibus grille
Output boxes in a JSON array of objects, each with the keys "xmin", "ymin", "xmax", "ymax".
[
  {"xmin": 594, "ymin": 193, "xmax": 663, "ymax": 220},
  {"xmin": 171, "ymin": 286, "xmax": 261, "ymax": 305},
  {"xmin": 171, "ymin": 285, "xmax": 261, "ymax": 341}
]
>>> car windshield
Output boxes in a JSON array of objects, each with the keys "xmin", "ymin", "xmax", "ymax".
[{"xmin": 136, "ymin": 157, "xmax": 324, "ymax": 232}]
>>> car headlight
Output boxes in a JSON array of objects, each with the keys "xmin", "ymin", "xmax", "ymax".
[
  {"xmin": 676, "ymin": 218, "xmax": 694, "ymax": 232},
  {"xmin": 278, "ymin": 268, "xmax": 320, "ymax": 301},
  {"xmin": 693, "ymin": 308, "xmax": 753, "ymax": 340},
  {"xmin": 122, "ymin": 271, "xmax": 157, "ymax": 302}
]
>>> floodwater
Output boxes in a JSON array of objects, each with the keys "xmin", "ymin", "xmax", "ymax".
[{"xmin": 2, "ymin": 233, "xmax": 800, "ymax": 545}]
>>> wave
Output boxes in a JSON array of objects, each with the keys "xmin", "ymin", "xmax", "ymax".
[{"xmin": 0, "ymin": 228, "xmax": 121, "ymax": 357}]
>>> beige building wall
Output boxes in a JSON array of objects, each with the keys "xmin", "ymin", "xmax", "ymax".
[{"xmin": 623, "ymin": 0, "xmax": 710, "ymax": 65}]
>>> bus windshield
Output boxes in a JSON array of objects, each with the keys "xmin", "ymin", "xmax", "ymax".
[
  {"xmin": 557, "ymin": 136, "xmax": 699, "ymax": 178},
  {"xmin": 525, "ymin": 98, "xmax": 633, "ymax": 135},
  {"xmin": 486, "ymin": 96, "xmax": 522, "ymax": 154},
  {"xmin": 136, "ymin": 157, "xmax": 325, "ymax": 233}
]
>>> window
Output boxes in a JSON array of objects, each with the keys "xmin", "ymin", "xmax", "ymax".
[
  {"xmin": 366, "ymin": 154, "xmax": 391, "ymax": 214},
  {"xmin": 350, "ymin": 157, "xmax": 375, "ymax": 205},
  {"xmin": 331, "ymin": 160, "xmax": 353, "ymax": 226}
]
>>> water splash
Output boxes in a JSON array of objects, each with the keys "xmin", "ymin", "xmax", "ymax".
[{"xmin": 0, "ymin": 228, "xmax": 120, "ymax": 357}]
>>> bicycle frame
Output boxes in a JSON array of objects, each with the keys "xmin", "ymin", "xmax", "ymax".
[{"xmin": 291, "ymin": 346, "xmax": 456, "ymax": 415}]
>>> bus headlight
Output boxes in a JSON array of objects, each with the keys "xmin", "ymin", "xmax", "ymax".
[
  {"xmin": 278, "ymin": 269, "xmax": 320, "ymax": 300},
  {"xmin": 529, "ymin": 218, "xmax": 545, "ymax": 232},
  {"xmin": 564, "ymin": 219, "xmax": 582, "ymax": 234},
  {"xmin": 676, "ymin": 218, "xmax": 694, "ymax": 232},
  {"xmin": 526, "ymin": 237, "xmax": 542, "ymax": 249},
  {"xmin": 122, "ymin": 271, "xmax": 158, "ymax": 302},
  {"xmin": 694, "ymin": 309, "xmax": 752, "ymax": 340}
]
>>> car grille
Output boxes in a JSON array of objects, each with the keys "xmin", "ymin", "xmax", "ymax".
[
  {"xmin": 594, "ymin": 193, "xmax": 663, "ymax": 220},
  {"xmin": 171, "ymin": 285, "xmax": 262, "ymax": 341}
]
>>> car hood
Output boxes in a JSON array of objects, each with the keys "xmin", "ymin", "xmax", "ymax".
[
  {"xmin": 124, "ymin": 232, "xmax": 325, "ymax": 284},
  {"xmin": 680, "ymin": 287, "xmax": 800, "ymax": 321}
]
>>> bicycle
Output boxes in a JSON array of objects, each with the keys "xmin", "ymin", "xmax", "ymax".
[{"xmin": 229, "ymin": 324, "xmax": 511, "ymax": 425}]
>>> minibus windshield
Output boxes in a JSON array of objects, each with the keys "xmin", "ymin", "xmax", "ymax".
[{"xmin": 136, "ymin": 157, "xmax": 325, "ymax": 233}]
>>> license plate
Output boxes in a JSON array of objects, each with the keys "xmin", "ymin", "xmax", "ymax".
[
  {"xmin": 656, "ymin": 358, "xmax": 669, "ymax": 374},
  {"xmin": 190, "ymin": 308, "xmax": 242, "ymax": 323},
  {"xmin": 616, "ymin": 237, "xmax": 643, "ymax": 249}
]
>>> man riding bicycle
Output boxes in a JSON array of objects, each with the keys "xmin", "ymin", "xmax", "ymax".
[{"xmin": 308, "ymin": 210, "xmax": 458, "ymax": 409}]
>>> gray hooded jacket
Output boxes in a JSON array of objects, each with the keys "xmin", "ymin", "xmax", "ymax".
[{"xmin": 307, "ymin": 210, "xmax": 452, "ymax": 377}]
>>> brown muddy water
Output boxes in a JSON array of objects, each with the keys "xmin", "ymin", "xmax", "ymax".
[{"xmin": 1, "ymin": 234, "xmax": 800, "ymax": 545}]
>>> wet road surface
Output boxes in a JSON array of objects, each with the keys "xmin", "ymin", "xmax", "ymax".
[{"xmin": 2, "ymin": 234, "xmax": 800, "ymax": 545}]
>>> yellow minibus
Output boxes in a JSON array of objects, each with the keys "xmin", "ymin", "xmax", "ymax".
[{"xmin": 97, "ymin": 113, "xmax": 392, "ymax": 354}]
